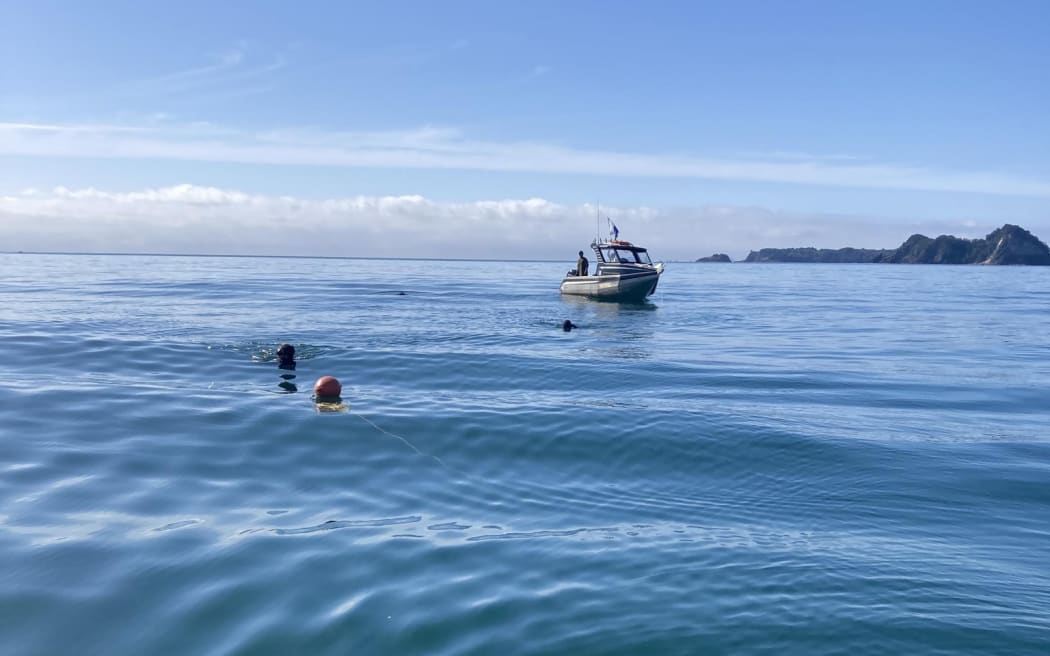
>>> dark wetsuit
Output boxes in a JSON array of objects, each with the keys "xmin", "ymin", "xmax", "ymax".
[{"xmin": 576, "ymin": 255, "xmax": 589, "ymax": 276}]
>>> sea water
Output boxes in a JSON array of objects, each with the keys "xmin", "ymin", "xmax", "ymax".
[{"xmin": 1, "ymin": 253, "xmax": 1048, "ymax": 655}]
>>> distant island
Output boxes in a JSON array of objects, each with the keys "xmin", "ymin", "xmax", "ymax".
[
  {"xmin": 695, "ymin": 253, "xmax": 732, "ymax": 263},
  {"xmin": 741, "ymin": 224, "xmax": 1050, "ymax": 265},
  {"xmin": 742, "ymin": 247, "xmax": 892, "ymax": 264}
]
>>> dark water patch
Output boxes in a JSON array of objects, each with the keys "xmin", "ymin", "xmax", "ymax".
[
  {"xmin": 153, "ymin": 519, "xmax": 202, "ymax": 532},
  {"xmin": 273, "ymin": 515, "xmax": 422, "ymax": 536},
  {"xmin": 467, "ymin": 527, "xmax": 619, "ymax": 542},
  {"xmin": 427, "ymin": 522, "xmax": 471, "ymax": 531}
]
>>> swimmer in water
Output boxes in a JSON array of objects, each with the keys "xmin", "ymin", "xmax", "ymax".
[
  {"xmin": 277, "ymin": 343, "xmax": 296, "ymax": 370},
  {"xmin": 274, "ymin": 343, "xmax": 298, "ymax": 392},
  {"xmin": 562, "ymin": 320, "xmax": 577, "ymax": 332}
]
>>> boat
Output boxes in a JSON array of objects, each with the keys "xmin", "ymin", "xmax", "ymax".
[{"xmin": 560, "ymin": 237, "xmax": 664, "ymax": 302}]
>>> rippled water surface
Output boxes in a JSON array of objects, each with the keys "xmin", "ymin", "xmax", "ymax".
[{"xmin": 2, "ymin": 253, "xmax": 1049, "ymax": 655}]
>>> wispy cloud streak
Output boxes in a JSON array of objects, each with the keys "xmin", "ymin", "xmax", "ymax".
[
  {"xmin": 127, "ymin": 46, "xmax": 287, "ymax": 97},
  {"xmin": 146, "ymin": 49, "xmax": 245, "ymax": 84},
  {"xmin": 1, "ymin": 121, "xmax": 1048, "ymax": 198}
]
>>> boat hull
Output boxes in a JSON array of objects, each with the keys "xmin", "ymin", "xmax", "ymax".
[{"xmin": 559, "ymin": 267, "xmax": 661, "ymax": 302}]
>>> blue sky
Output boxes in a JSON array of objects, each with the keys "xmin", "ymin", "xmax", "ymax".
[{"xmin": 2, "ymin": 0, "xmax": 1048, "ymax": 259}]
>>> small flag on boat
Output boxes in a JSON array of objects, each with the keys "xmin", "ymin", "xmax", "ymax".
[{"xmin": 607, "ymin": 218, "xmax": 619, "ymax": 240}]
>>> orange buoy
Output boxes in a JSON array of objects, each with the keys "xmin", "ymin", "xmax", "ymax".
[{"xmin": 313, "ymin": 376, "xmax": 342, "ymax": 398}]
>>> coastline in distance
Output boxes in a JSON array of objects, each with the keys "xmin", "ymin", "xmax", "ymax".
[{"xmin": 737, "ymin": 224, "xmax": 1050, "ymax": 265}]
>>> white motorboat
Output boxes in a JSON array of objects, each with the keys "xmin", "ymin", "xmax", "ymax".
[{"xmin": 560, "ymin": 238, "xmax": 664, "ymax": 302}]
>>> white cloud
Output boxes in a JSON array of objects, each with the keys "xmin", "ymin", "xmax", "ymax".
[
  {"xmin": 0, "ymin": 185, "xmax": 1030, "ymax": 260},
  {"xmin": 1, "ymin": 120, "xmax": 1048, "ymax": 198}
]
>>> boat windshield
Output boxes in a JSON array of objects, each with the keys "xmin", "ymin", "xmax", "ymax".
[{"xmin": 601, "ymin": 247, "xmax": 652, "ymax": 264}]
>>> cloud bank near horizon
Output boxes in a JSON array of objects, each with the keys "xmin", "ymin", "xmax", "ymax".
[
  {"xmin": 3, "ymin": 121, "xmax": 1050, "ymax": 198},
  {"xmin": 1, "ymin": 185, "xmax": 1028, "ymax": 260}
]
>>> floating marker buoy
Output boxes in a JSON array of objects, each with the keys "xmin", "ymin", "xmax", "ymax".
[{"xmin": 314, "ymin": 376, "xmax": 342, "ymax": 398}]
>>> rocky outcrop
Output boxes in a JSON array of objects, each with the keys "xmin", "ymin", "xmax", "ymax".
[
  {"xmin": 875, "ymin": 233, "xmax": 978, "ymax": 264},
  {"xmin": 982, "ymin": 225, "xmax": 1050, "ymax": 264},
  {"xmin": 743, "ymin": 247, "xmax": 893, "ymax": 263},
  {"xmin": 741, "ymin": 225, "xmax": 1049, "ymax": 265},
  {"xmin": 695, "ymin": 253, "xmax": 732, "ymax": 262},
  {"xmin": 876, "ymin": 224, "xmax": 1050, "ymax": 265}
]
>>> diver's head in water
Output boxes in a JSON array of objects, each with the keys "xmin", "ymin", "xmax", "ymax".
[
  {"xmin": 562, "ymin": 320, "xmax": 577, "ymax": 332},
  {"xmin": 277, "ymin": 343, "xmax": 296, "ymax": 370}
]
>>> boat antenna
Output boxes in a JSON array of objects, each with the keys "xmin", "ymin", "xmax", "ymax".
[{"xmin": 596, "ymin": 198, "xmax": 600, "ymax": 243}]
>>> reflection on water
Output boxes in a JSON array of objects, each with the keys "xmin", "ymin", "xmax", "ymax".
[
  {"xmin": 559, "ymin": 294, "xmax": 660, "ymax": 315},
  {"xmin": 314, "ymin": 399, "xmax": 348, "ymax": 413},
  {"xmin": 277, "ymin": 374, "xmax": 298, "ymax": 393}
]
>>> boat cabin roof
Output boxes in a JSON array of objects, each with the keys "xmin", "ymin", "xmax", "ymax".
[
  {"xmin": 590, "ymin": 240, "xmax": 653, "ymax": 264},
  {"xmin": 592, "ymin": 239, "xmax": 648, "ymax": 253}
]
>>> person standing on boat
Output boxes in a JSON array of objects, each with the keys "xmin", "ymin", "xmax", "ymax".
[{"xmin": 576, "ymin": 250, "xmax": 589, "ymax": 276}]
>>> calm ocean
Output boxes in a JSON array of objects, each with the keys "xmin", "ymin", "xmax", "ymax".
[{"xmin": 1, "ymin": 253, "xmax": 1048, "ymax": 655}]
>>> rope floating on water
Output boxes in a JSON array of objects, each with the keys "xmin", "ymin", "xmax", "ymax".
[{"xmin": 351, "ymin": 411, "xmax": 446, "ymax": 468}]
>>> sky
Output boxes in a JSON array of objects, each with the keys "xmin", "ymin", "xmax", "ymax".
[{"xmin": 1, "ymin": 0, "xmax": 1048, "ymax": 260}]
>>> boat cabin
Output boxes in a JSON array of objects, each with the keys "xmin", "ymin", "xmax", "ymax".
[{"xmin": 592, "ymin": 240, "xmax": 654, "ymax": 265}]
